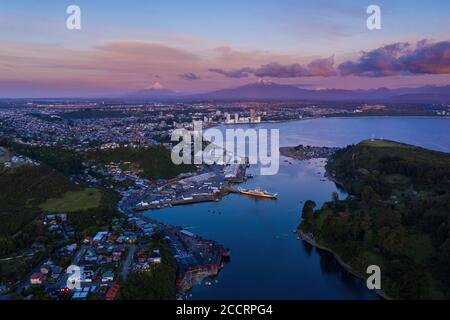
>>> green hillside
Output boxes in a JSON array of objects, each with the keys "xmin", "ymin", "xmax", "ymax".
[
  {"xmin": 3, "ymin": 140, "xmax": 193, "ymax": 180},
  {"xmin": 326, "ymin": 139, "xmax": 450, "ymax": 196},
  {"xmin": 300, "ymin": 140, "xmax": 450, "ymax": 299},
  {"xmin": 0, "ymin": 164, "xmax": 118, "ymax": 258},
  {"xmin": 87, "ymin": 145, "xmax": 193, "ymax": 179}
]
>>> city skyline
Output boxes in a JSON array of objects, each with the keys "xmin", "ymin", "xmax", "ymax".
[{"xmin": 1, "ymin": 0, "xmax": 450, "ymax": 97}]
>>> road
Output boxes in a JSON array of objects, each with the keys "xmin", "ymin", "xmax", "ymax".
[
  {"xmin": 120, "ymin": 245, "xmax": 136, "ymax": 279},
  {"xmin": 46, "ymin": 245, "xmax": 86, "ymax": 290},
  {"xmin": 0, "ymin": 252, "xmax": 34, "ymax": 262}
]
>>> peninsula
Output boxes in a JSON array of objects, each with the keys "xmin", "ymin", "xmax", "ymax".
[{"xmin": 298, "ymin": 139, "xmax": 450, "ymax": 299}]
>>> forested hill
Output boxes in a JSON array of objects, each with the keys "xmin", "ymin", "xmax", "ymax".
[
  {"xmin": 326, "ymin": 139, "xmax": 450, "ymax": 196},
  {"xmin": 300, "ymin": 140, "xmax": 450, "ymax": 299}
]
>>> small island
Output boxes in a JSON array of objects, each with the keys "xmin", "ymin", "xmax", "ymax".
[
  {"xmin": 280, "ymin": 144, "xmax": 340, "ymax": 160},
  {"xmin": 298, "ymin": 139, "xmax": 450, "ymax": 300}
]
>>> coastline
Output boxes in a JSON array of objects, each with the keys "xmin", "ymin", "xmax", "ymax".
[
  {"xmin": 155, "ymin": 116, "xmax": 448, "ymax": 299},
  {"xmin": 286, "ymin": 146, "xmax": 390, "ymax": 300},
  {"xmin": 297, "ymin": 229, "xmax": 391, "ymax": 300},
  {"xmin": 213, "ymin": 114, "xmax": 449, "ymax": 129}
]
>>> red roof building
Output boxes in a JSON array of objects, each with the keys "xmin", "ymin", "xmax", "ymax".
[
  {"xmin": 106, "ymin": 284, "xmax": 120, "ymax": 300},
  {"xmin": 30, "ymin": 272, "xmax": 46, "ymax": 285}
]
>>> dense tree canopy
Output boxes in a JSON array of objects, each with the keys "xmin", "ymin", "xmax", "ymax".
[{"xmin": 300, "ymin": 140, "xmax": 450, "ymax": 299}]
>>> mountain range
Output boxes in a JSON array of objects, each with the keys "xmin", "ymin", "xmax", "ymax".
[{"xmin": 125, "ymin": 81, "xmax": 450, "ymax": 103}]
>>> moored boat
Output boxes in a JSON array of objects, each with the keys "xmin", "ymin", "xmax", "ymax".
[{"xmin": 238, "ymin": 187, "xmax": 277, "ymax": 199}]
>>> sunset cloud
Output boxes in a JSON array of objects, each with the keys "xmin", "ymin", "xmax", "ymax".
[
  {"xmin": 208, "ymin": 67, "xmax": 253, "ymax": 78},
  {"xmin": 254, "ymin": 57, "xmax": 336, "ymax": 78},
  {"xmin": 1, "ymin": 37, "xmax": 449, "ymax": 97},
  {"xmin": 210, "ymin": 40, "xmax": 450, "ymax": 80},
  {"xmin": 178, "ymin": 72, "xmax": 201, "ymax": 80},
  {"xmin": 339, "ymin": 40, "xmax": 450, "ymax": 77},
  {"xmin": 209, "ymin": 56, "xmax": 336, "ymax": 78}
]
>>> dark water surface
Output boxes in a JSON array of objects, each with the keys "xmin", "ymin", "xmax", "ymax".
[{"xmin": 145, "ymin": 117, "xmax": 450, "ymax": 299}]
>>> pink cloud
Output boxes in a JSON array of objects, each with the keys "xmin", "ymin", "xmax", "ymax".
[
  {"xmin": 209, "ymin": 56, "xmax": 336, "ymax": 78},
  {"xmin": 339, "ymin": 40, "xmax": 450, "ymax": 77}
]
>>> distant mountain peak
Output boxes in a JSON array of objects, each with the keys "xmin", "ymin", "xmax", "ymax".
[
  {"xmin": 258, "ymin": 79, "xmax": 275, "ymax": 85},
  {"xmin": 147, "ymin": 82, "xmax": 164, "ymax": 90},
  {"xmin": 124, "ymin": 83, "xmax": 178, "ymax": 99}
]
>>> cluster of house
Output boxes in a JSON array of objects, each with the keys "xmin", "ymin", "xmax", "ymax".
[
  {"xmin": 1, "ymin": 154, "xmax": 40, "ymax": 168},
  {"xmin": 65, "ymin": 229, "xmax": 164, "ymax": 299},
  {"xmin": 100, "ymin": 142, "xmax": 121, "ymax": 150},
  {"xmin": 81, "ymin": 232, "xmax": 129, "ymax": 269},
  {"xmin": 30, "ymin": 259, "xmax": 65, "ymax": 285},
  {"xmin": 57, "ymin": 232, "xmax": 132, "ymax": 300},
  {"xmin": 82, "ymin": 161, "xmax": 149, "ymax": 191},
  {"xmin": 131, "ymin": 247, "xmax": 162, "ymax": 273},
  {"xmin": 68, "ymin": 281, "xmax": 120, "ymax": 300},
  {"xmin": 57, "ymin": 243, "xmax": 78, "ymax": 257},
  {"xmin": 18, "ymin": 198, "xmax": 167, "ymax": 300},
  {"xmin": 126, "ymin": 215, "xmax": 155, "ymax": 237},
  {"xmin": 43, "ymin": 213, "xmax": 75, "ymax": 238},
  {"xmin": 104, "ymin": 162, "xmax": 142, "ymax": 183}
]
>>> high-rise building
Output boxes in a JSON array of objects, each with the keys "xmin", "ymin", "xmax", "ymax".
[
  {"xmin": 250, "ymin": 108, "xmax": 256, "ymax": 123},
  {"xmin": 225, "ymin": 112, "xmax": 231, "ymax": 123}
]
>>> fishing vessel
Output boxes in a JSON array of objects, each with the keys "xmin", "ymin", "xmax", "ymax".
[{"xmin": 238, "ymin": 187, "xmax": 278, "ymax": 199}]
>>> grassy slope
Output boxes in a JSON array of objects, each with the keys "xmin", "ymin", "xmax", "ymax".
[
  {"xmin": 0, "ymin": 164, "xmax": 74, "ymax": 237},
  {"xmin": 39, "ymin": 188, "xmax": 102, "ymax": 213}
]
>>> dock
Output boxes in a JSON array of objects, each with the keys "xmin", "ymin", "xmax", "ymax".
[{"xmin": 171, "ymin": 194, "xmax": 217, "ymax": 206}]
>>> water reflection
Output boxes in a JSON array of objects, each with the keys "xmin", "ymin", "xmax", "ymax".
[{"xmin": 146, "ymin": 117, "xmax": 450, "ymax": 300}]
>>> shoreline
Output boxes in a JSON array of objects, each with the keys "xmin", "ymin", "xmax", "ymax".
[
  {"xmin": 292, "ymin": 152, "xmax": 390, "ymax": 300},
  {"xmin": 213, "ymin": 114, "xmax": 450, "ymax": 129},
  {"xmin": 279, "ymin": 145, "xmax": 339, "ymax": 161},
  {"xmin": 146, "ymin": 116, "xmax": 448, "ymax": 299},
  {"xmin": 297, "ymin": 230, "xmax": 391, "ymax": 300}
]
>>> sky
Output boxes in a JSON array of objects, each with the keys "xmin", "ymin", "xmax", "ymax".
[{"xmin": 0, "ymin": 0, "xmax": 449, "ymax": 97}]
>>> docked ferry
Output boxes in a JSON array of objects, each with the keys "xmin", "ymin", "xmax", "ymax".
[{"xmin": 238, "ymin": 188, "xmax": 278, "ymax": 199}]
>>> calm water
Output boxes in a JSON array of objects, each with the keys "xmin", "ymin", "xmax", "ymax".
[{"xmin": 146, "ymin": 117, "xmax": 450, "ymax": 300}]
